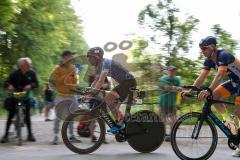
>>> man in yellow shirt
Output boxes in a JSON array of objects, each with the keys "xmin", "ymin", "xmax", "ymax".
[{"xmin": 50, "ymin": 50, "xmax": 79, "ymax": 145}]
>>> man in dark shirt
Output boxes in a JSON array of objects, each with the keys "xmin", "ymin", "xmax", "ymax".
[{"xmin": 1, "ymin": 57, "xmax": 39, "ymax": 143}]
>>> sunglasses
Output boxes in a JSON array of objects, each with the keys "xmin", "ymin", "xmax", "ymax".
[{"xmin": 201, "ymin": 46, "xmax": 209, "ymax": 51}]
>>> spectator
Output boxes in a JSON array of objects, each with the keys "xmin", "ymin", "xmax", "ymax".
[
  {"xmin": 1, "ymin": 57, "xmax": 39, "ymax": 143},
  {"xmin": 50, "ymin": 50, "xmax": 79, "ymax": 145},
  {"xmin": 31, "ymin": 97, "xmax": 38, "ymax": 114},
  {"xmin": 159, "ymin": 66, "xmax": 182, "ymax": 141},
  {"xmin": 38, "ymin": 96, "xmax": 44, "ymax": 115},
  {"xmin": 43, "ymin": 83, "xmax": 55, "ymax": 121}
]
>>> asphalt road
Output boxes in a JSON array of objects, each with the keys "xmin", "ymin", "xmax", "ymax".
[{"xmin": 0, "ymin": 114, "xmax": 239, "ymax": 160}]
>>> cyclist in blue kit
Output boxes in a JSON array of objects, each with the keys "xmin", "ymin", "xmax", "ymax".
[
  {"xmin": 87, "ymin": 47, "xmax": 136, "ymax": 133},
  {"xmin": 182, "ymin": 36, "xmax": 240, "ymax": 157}
]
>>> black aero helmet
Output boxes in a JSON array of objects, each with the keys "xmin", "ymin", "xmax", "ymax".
[
  {"xmin": 199, "ymin": 36, "xmax": 217, "ymax": 48},
  {"xmin": 87, "ymin": 47, "xmax": 104, "ymax": 58}
]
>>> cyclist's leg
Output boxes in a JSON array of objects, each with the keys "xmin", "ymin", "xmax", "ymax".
[
  {"xmin": 104, "ymin": 91, "xmax": 121, "ymax": 120},
  {"xmin": 108, "ymin": 79, "xmax": 137, "ymax": 122},
  {"xmin": 232, "ymin": 97, "xmax": 240, "ymax": 157},
  {"xmin": 213, "ymin": 81, "xmax": 235, "ymax": 115},
  {"xmin": 114, "ymin": 101, "xmax": 124, "ymax": 122},
  {"xmin": 214, "ymin": 81, "xmax": 239, "ymax": 135},
  {"xmin": 234, "ymin": 84, "xmax": 240, "ymax": 126},
  {"xmin": 232, "ymin": 90, "xmax": 240, "ymax": 157}
]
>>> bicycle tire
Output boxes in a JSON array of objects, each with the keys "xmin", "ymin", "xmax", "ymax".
[
  {"xmin": 171, "ymin": 112, "xmax": 218, "ymax": 160},
  {"xmin": 16, "ymin": 107, "xmax": 22, "ymax": 146},
  {"xmin": 62, "ymin": 109, "xmax": 105, "ymax": 154},
  {"xmin": 126, "ymin": 110, "xmax": 165, "ymax": 153}
]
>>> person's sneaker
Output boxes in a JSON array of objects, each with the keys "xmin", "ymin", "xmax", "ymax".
[
  {"xmin": 232, "ymin": 147, "xmax": 240, "ymax": 157},
  {"xmin": 107, "ymin": 122, "xmax": 125, "ymax": 134},
  {"xmin": 27, "ymin": 134, "xmax": 36, "ymax": 142},
  {"xmin": 52, "ymin": 136, "xmax": 59, "ymax": 145},
  {"xmin": 0, "ymin": 136, "xmax": 9, "ymax": 143}
]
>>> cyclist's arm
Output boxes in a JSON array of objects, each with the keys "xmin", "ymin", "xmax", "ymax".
[
  {"xmin": 93, "ymin": 72, "xmax": 107, "ymax": 90},
  {"xmin": 208, "ymin": 68, "xmax": 226, "ymax": 91},
  {"xmin": 90, "ymin": 79, "xmax": 97, "ymax": 88},
  {"xmin": 193, "ymin": 69, "xmax": 210, "ymax": 87}
]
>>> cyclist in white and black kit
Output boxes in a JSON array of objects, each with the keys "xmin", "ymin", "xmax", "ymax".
[{"xmin": 87, "ymin": 47, "xmax": 136, "ymax": 133}]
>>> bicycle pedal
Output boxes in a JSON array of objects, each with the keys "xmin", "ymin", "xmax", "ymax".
[{"xmin": 115, "ymin": 133, "xmax": 127, "ymax": 142}]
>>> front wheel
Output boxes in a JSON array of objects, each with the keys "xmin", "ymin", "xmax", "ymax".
[
  {"xmin": 171, "ymin": 112, "xmax": 218, "ymax": 160},
  {"xmin": 62, "ymin": 109, "xmax": 105, "ymax": 154},
  {"xmin": 16, "ymin": 107, "xmax": 23, "ymax": 146}
]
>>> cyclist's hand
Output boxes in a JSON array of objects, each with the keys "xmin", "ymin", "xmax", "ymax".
[
  {"xmin": 176, "ymin": 87, "xmax": 183, "ymax": 92},
  {"xmin": 23, "ymin": 84, "xmax": 31, "ymax": 91},
  {"xmin": 82, "ymin": 95, "xmax": 92, "ymax": 101},
  {"xmin": 7, "ymin": 85, "xmax": 14, "ymax": 91},
  {"xmin": 181, "ymin": 89, "xmax": 192, "ymax": 98},
  {"xmin": 198, "ymin": 90, "xmax": 210, "ymax": 100},
  {"xmin": 89, "ymin": 88, "xmax": 99, "ymax": 96}
]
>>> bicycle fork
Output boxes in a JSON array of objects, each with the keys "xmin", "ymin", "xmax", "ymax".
[{"xmin": 191, "ymin": 104, "xmax": 209, "ymax": 139}]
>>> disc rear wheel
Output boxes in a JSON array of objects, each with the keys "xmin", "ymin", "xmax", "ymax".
[{"xmin": 126, "ymin": 110, "xmax": 165, "ymax": 153}]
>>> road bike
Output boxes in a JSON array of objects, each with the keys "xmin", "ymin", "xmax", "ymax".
[
  {"xmin": 13, "ymin": 91, "xmax": 27, "ymax": 146},
  {"xmin": 61, "ymin": 87, "xmax": 165, "ymax": 154},
  {"xmin": 171, "ymin": 86, "xmax": 240, "ymax": 160}
]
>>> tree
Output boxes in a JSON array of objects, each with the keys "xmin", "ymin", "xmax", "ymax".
[
  {"xmin": 211, "ymin": 24, "xmax": 238, "ymax": 54},
  {"xmin": 138, "ymin": 0, "xmax": 199, "ymax": 64},
  {"xmin": 0, "ymin": 0, "xmax": 16, "ymax": 84},
  {"xmin": 0, "ymin": 0, "xmax": 88, "ymax": 85}
]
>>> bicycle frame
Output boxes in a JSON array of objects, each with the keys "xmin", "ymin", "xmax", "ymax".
[
  {"xmin": 87, "ymin": 90, "xmax": 145, "ymax": 137},
  {"xmin": 16, "ymin": 100, "xmax": 25, "ymax": 125},
  {"xmin": 192, "ymin": 98, "xmax": 235, "ymax": 139},
  {"xmin": 98, "ymin": 91, "xmax": 134, "ymax": 129}
]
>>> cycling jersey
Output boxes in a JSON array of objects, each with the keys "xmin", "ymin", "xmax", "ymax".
[
  {"xmin": 203, "ymin": 49, "xmax": 240, "ymax": 83},
  {"xmin": 95, "ymin": 58, "xmax": 134, "ymax": 83},
  {"xmin": 95, "ymin": 58, "xmax": 136, "ymax": 102}
]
